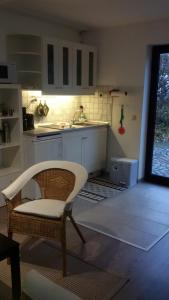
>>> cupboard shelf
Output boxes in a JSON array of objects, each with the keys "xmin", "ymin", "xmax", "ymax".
[
  {"xmin": 0, "ymin": 115, "xmax": 19, "ymax": 120},
  {"xmin": 0, "ymin": 166, "xmax": 21, "ymax": 177},
  {"xmin": 0, "ymin": 143, "xmax": 20, "ymax": 150},
  {"xmin": 9, "ymin": 51, "xmax": 41, "ymax": 56},
  {"xmin": 18, "ymin": 70, "xmax": 42, "ymax": 74}
]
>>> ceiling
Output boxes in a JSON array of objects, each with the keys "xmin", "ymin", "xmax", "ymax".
[{"xmin": 1, "ymin": 0, "xmax": 169, "ymax": 30}]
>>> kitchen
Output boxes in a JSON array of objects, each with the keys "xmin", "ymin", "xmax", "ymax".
[
  {"xmin": 1, "ymin": 2, "xmax": 169, "ymax": 299},
  {"xmin": 0, "ymin": 2, "xmax": 168, "ymax": 200}
]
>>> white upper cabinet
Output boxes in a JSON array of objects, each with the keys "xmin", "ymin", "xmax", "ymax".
[
  {"xmin": 43, "ymin": 39, "xmax": 97, "ymax": 94},
  {"xmin": 7, "ymin": 34, "xmax": 97, "ymax": 94}
]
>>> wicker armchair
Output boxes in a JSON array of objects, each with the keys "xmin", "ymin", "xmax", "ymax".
[{"xmin": 2, "ymin": 160, "xmax": 88, "ymax": 276}]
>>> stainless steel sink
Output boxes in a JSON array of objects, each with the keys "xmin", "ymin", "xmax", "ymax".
[
  {"xmin": 72, "ymin": 122, "xmax": 96, "ymax": 127},
  {"xmin": 71, "ymin": 124, "xmax": 87, "ymax": 128}
]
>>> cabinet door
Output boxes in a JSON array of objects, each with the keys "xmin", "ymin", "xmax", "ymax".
[
  {"xmin": 82, "ymin": 127, "xmax": 107, "ymax": 173},
  {"xmin": 43, "ymin": 39, "xmax": 60, "ymax": 90},
  {"xmin": 83, "ymin": 46, "xmax": 97, "ymax": 89},
  {"xmin": 72, "ymin": 44, "xmax": 86, "ymax": 89},
  {"xmin": 62, "ymin": 132, "xmax": 82, "ymax": 164},
  {"xmin": 33, "ymin": 137, "xmax": 62, "ymax": 163},
  {"xmin": 59, "ymin": 41, "xmax": 73, "ymax": 89}
]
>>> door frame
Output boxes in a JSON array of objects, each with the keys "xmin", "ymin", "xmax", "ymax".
[{"xmin": 144, "ymin": 44, "xmax": 169, "ymax": 185}]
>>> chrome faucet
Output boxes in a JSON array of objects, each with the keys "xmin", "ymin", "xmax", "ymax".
[
  {"xmin": 72, "ymin": 106, "xmax": 87, "ymax": 124},
  {"xmin": 72, "ymin": 109, "xmax": 80, "ymax": 124}
]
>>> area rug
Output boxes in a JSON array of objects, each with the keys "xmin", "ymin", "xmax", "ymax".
[
  {"xmin": 74, "ymin": 182, "xmax": 169, "ymax": 251},
  {"xmin": 0, "ymin": 238, "xmax": 128, "ymax": 300}
]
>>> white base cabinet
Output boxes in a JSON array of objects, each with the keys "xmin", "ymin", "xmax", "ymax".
[
  {"xmin": 63, "ymin": 126, "xmax": 107, "ymax": 173},
  {"xmin": 22, "ymin": 134, "xmax": 63, "ymax": 199}
]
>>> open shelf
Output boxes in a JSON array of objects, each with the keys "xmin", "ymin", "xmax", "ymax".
[
  {"xmin": 7, "ymin": 34, "xmax": 42, "ymax": 90},
  {"xmin": 0, "ymin": 84, "xmax": 22, "ymax": 177},
  {"xmin": 0, "ymin": 115, "xmax": 19, "ymax": 120},
  {"xmin": 0, "ymin": 143, "xmax": 20, "ymax": 150},
  {"xmin": 0, "ymin": 166, "xmax": 21, "ymax": 177},
  {"xmin": 9, "ymin": 51, "xmax": 41, "ymax": 56}
]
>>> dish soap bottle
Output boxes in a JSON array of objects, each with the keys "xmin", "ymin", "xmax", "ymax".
[{"xmin": 79, "ymin": 105, "xmax": 87, "ymax": 123}]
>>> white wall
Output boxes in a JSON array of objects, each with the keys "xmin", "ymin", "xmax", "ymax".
[
  {"xmin": 0, "ymin": 10, "xmax": 80, "ymax": 61},
  {"xmin": 83, "ymin": 19, "xmax": 169, "ymax": 178}
]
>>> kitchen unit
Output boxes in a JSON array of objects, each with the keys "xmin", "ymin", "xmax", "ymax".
[{"xmin": 6, "ymin": 34, "xmax": 97, "ymax": 94}]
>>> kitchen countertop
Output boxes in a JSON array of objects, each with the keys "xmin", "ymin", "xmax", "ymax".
[{"xmin": 23, "ymin": 121, "xmax": 109, "ymax": 137}]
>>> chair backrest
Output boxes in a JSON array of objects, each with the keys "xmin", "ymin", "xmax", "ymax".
[
  {"xmin": 2, "ymin": 161, "xmax": 88, "ymax": 203},
  {"xmin": 34, "ymin": 168, "xmax": 75, "ymax": 201}
]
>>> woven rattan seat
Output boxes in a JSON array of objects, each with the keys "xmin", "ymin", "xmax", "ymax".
[{"xmin": 2, "ymin": 160, "xmax": 88, "ymax": 276}]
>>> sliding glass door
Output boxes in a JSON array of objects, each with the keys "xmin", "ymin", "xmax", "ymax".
[{"xmin": 145, "ymin": 45, "xmax": 169, "ymax": 185}]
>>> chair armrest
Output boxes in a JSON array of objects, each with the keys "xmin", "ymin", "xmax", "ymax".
[
  {"xmin": 5, "ymin": 192, "xmax": 22, "ymax": 211},
  {"xmin": 1, "ymin": 167, "xmax": 36, "ymax": 200}
]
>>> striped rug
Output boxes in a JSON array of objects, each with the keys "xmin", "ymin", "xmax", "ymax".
[{"xmin": 78, "ymin": 177, "xmax": 126, "ymax": 203}]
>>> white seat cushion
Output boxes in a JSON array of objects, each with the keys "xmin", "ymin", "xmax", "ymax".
[{"xmin": 14, "ymin": 199, "xmax": 66, "ymax": 218}]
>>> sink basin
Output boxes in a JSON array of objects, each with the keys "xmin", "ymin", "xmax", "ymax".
[
  {"xmin": 72, "ymin": 122, "xmax": 96, "ymax": 127},
  {"xmin": 71, "ymin": 124, "xmax": 87, "ymax": 128}
]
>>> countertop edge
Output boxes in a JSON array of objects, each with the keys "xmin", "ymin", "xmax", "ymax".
[{"xmin": 23, "ymin": 124, "xmax": 109, "ymax": 137}]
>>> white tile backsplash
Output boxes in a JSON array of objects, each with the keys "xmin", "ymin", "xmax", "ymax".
[{"xmin": 22, "ymin": 89, "xmax": 112, "ymax": 125}]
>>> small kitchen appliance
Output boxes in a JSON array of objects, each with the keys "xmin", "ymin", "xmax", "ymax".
[
  {"xmin": 22, "ymin": 107, "xmax": 34, "ymax": 131},
  {"xmin": 0, "ymin": 63, "xmax": 17, "ymax": 83}
]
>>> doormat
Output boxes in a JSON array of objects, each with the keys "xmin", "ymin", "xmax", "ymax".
[
  {"xmin": 78, "ymin": 189, "xmax": 106, "ymax": 202},
  {"xmin": 89, "ymin": 177, "xmax": 127, "ymax": 191},
  {"xmin": 78, "ymin": 180, "xmax": 125, "ymax": 203}
]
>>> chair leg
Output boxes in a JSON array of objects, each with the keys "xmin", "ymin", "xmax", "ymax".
[
  {"xmin": 7, "ymin": 230, "xmax": 13, "ymax": 265},
  {"xmin": 61, "ymin": 225, "xmax": 67, "ymax": 277},
  {"xmin": 69, "ymin": 214, "xmax": 86, "ymax": 244}
]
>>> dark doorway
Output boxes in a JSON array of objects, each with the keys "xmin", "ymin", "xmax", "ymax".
[{"xmin": 145, "ymin": 45, "xmax": 169, "ymax": 185}]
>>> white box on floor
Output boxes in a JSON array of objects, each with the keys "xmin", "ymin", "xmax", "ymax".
[{"xmin": 110, "ymin": 157, "xmax": 138, "ymax": 187}]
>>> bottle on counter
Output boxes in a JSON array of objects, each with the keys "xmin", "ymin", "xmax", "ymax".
[
  {"xmin": 79, "ymin": 105, "xmax": 87, "ymax": 122},
  {"xmin": 2, "ymin": 121, "xmax": 11, "ymax": 143},
  {"xmin": 0, "ymin": 120, "xmax": 3, "ymax": 144},
  {"xmin": 22, "ymin": 107, "xmax": 28, "ymax": 131}
]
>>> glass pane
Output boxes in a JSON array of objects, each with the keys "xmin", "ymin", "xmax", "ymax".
[
  {"xmin": 63, "ymin": 47, "xmax": 69, "ymax": 85},
  {"xmin": 0, "ymin": 66, "xmax": 8, "ymax": 79},
  {"xmin": 76, "ymin": 49, "xmax": 82, "ymax": 86},
  {"xmin": 47, "ymin": 44, "xmax": 54, "ymax": 84},
  {"xmin": 152, "ymin": 53, "xmax": 169, "ymax": 177},
  {"xmin": 88, "ymin": 51, "xmax": 94, "ymax": 86}
]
